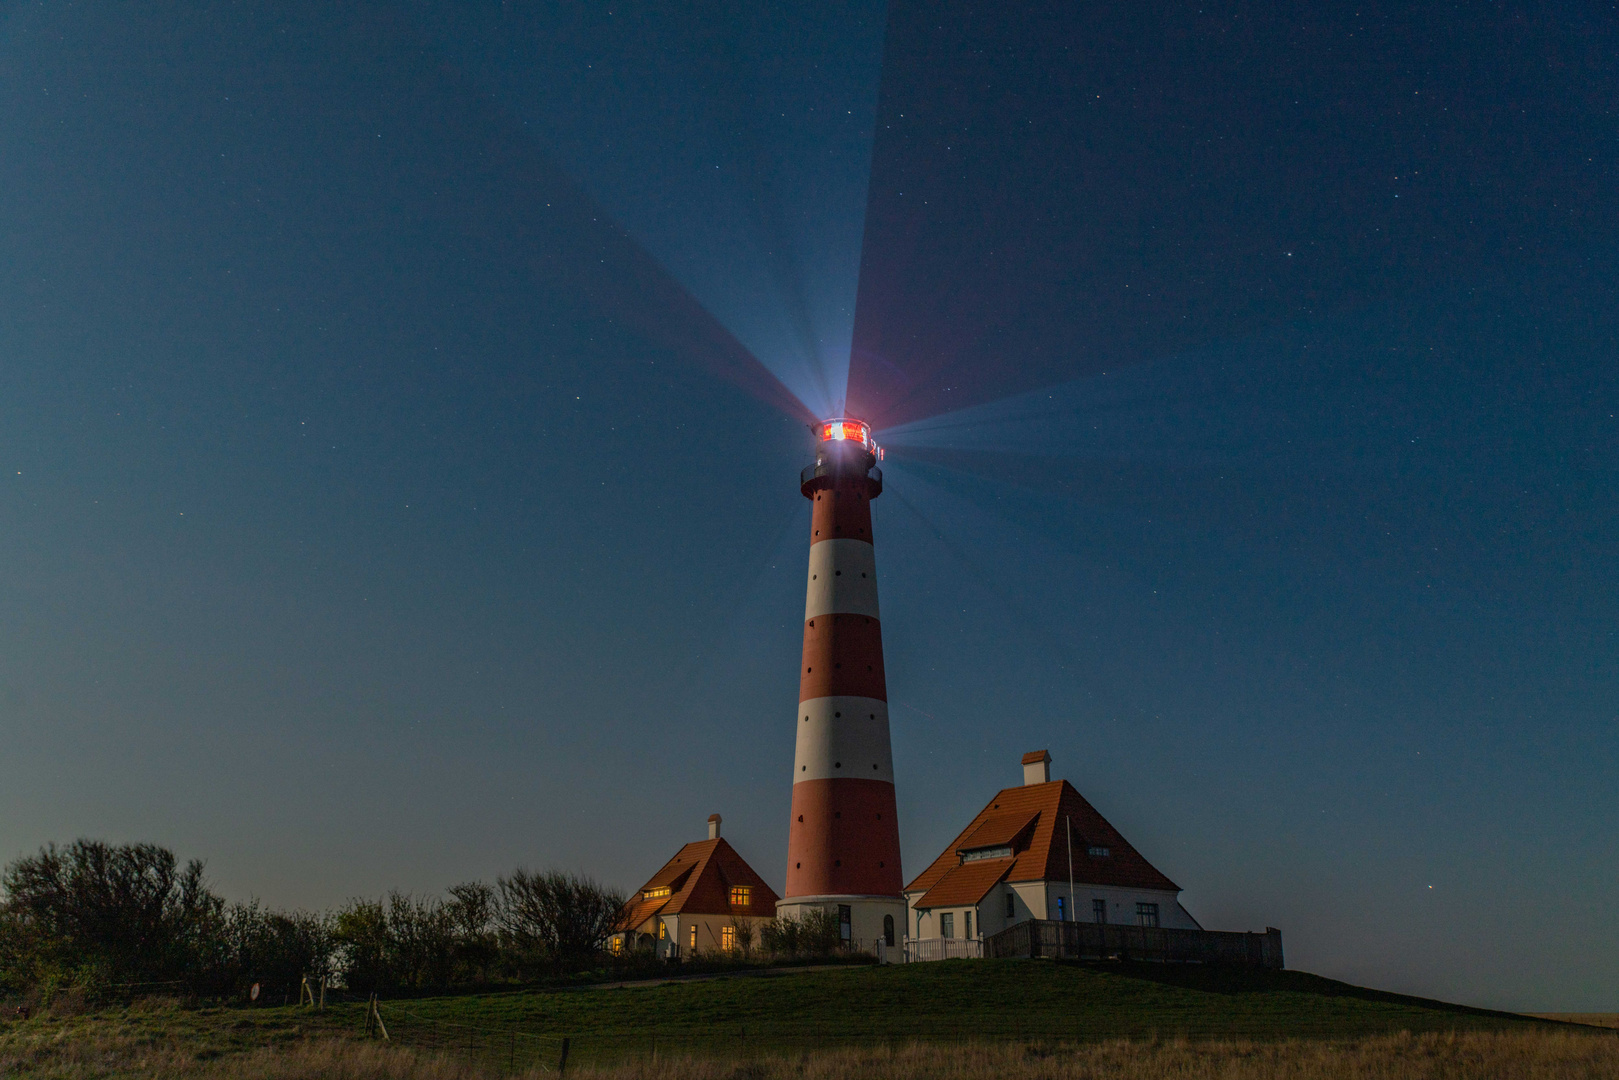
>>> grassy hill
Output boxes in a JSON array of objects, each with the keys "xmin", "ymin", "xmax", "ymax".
[
  {"xmin": 0, "ymin": 959, "xmax": 1556, "ymax": 1077},
  {"xmin": 361, "ymin": 959, "xmax": 1539, "ymax": 1069}
]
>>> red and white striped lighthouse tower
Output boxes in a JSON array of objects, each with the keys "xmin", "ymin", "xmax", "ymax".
[{"xmin": 778, "ymin": 418, "xmax": 906, "ymax": 950}]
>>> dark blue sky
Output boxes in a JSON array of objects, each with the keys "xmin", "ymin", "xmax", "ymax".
[{"xmin": 1, "ymin": 1, "xmax": 1614, "ymax": 1010}]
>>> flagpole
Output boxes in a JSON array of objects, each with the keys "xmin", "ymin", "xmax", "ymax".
[{"xmin": 1066, "ymin": 815, "xmax": 1076, "ymax": 925}]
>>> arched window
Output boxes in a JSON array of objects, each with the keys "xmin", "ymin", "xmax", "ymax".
[{"xmin": 883, "ymin": 914, "xmax": 895, "ymax": 947}]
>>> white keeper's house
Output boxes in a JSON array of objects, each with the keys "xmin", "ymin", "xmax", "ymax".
[
  {"xmin": 905, "ymin": 750, "xmax": 1201, "ymax": 949},
  {"xmin": 610, "ymin": 815, "xmax": 779, "ymax": 958}
]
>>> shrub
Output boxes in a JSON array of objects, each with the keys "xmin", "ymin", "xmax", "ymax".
[
  {"xmin": 0, "ymin": 841, "xmax": 223, "ymax": 994},
  {"xmin": 759, "ymin": 909, "xmax": 843, "ymax": 959},
  {"xmin": 497, "ymin": 870, "xmax": 624, "ymax": 975}
]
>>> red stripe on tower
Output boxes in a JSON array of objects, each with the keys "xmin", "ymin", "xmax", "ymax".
[{"xmin": 779, "ymin": 419, "xmax": 906, "ymax": 952}]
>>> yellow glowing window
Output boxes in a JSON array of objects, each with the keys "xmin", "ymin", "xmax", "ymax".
[
  {"xmin": 721, "ymin": 925, "xmax": 736, "ymax": 951},
  {"xmin": 609, "ymin": 936, "xmax": 622, "ymax": 954},
  {"xmin": 688, "ymin": 925, "xmax": 698, "ymax": 949},
  {"xmin": 657, "ymin": 921, "xmax": 666, "ymax": 940},
  {"xmin": 643, "ymin": 886, "xmax": 671, "ymax": 899},
  {"xmin": 729, "ymin": 886, "xmax": 751, "ymax": 907}
]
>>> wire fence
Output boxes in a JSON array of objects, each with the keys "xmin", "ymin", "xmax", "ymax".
[{"xmin": 356, "ymin": 998, "xmax": 1549, "ymax": 1075}]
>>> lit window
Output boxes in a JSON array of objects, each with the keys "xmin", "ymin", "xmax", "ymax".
[
  {"xmin": 1056, "ymin": 896, "xmax": 1066, "ymax": 922},
  {"xmin": 1136, "ymin": 902, "xmax": 1160, "ymax": 928},
  {"xmin": 721, "ymin": 925, "xmax": 736, "ymax": 951},
  {"xmin": 730, "ymin": 886, "xmax": 751, "ymax": 907},
  {"xmin": 644, "ymin": 886, "xmax": 671, "ymax": 899},
  {"xmin": 940, "ymin": 912, "xmax": 955, "ymax": 939},
  {"xmin": 689, "ymin": 925, "xmax": 698, "ymax": 949},
  {"xmin": 658, "ymin": 921, "xmax": 667, "ymax": 940},
  {"xmin": 609, "ymin": 936, "xmax": 622, "ymax": 954},
  {"xmin": 1088, "ymin": 846, "xmax": 1110, "ymax": 858}
]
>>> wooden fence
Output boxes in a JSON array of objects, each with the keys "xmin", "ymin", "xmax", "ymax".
[{"xmin": 984, "ymin": 920, "xmax": 1283, "ymax": 969}]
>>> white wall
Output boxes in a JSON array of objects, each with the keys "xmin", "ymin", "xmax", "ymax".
[
  {"xmin": 778, "ymin": 897, "xmax": 905, "ymax": 948},
  {"xmin": 906, "ymin": 880, "xmax": 1201, "ymax": 942},
  {"xmin": 1043, "ymin": 883, "xmax": 1201, "ymax": 930}
]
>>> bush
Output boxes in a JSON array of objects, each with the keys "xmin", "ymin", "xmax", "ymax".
[
  {"xmin": 759, "ymin": 909, "xmax": 843, "ymax": 959},
  {"xmin": 497, "ymin": 870, "xmax": 624, "ymax": 976},
  {"xmin": 0, "ymin": 841, "xmax": 223, "ymax": 995},
  {"xmin": 214, "ymin": 902, "xmax": 334, "ymax": 1003},
  {"xmin": 1, "ymin": 838, "xmax": 633, "ymax": 1000},
  {"xmin": 332, "ymin": 898, "xmax": 391, "ymax": 994}
]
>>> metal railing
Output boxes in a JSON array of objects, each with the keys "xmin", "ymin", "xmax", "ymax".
[
  {"xmin": 904, "ymin": 937, "xmax": 984, "ymax": 962},
  {"xmin": 984, "ymin": 920, "xmax": 1283, "ymax": 969}
]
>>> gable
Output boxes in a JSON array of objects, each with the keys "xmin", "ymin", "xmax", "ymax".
[
  {"xmin": 618, "ymin": 837, "xmax": 781, "ymax": 929},
  {"xmin": 905, "ymin": 780, "xmax": 1178, "ymax": 897}
]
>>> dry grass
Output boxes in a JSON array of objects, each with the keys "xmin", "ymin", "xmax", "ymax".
[
  {"xmin": 4, "ymin": 1028, "xmax": 1618, "ymax": 1080},
  {"xmin": 585, "ymin": 1033, "xmax": 1619, "ymax": 1080},
  {"xmin": 1532, "ymin": 1014, "xmax": 1619, "ymax": 1029}
]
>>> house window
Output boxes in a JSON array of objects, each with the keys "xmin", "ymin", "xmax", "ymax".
[
  {"xmin": 1088, "ymin": 846, "xmax": 1110, "ymax": 858},
  {"xmin": 1136, "ymin": 902, "xmax": 1160, "ymax": 928},
  {"xmin": 883, "ymin": 914, "xmax": 895, "ymax": 947},
  {"xmin": 730, "ymin": 886, "xmax": 751, "ymax": 907},
  {"xmin": 940, "ymin": 912, "xmax": 955, "ymax": 939},
  {"xmin": 965, "ymin": 911, "xmax": 973, "ymax": 938},
  {"xmin": 1005, "ymin": 892, "xmax": 1016, "ymax": 919},
  {"xmin": 1056, "ymin": 896, "xmax": 1066, "ymax": 922},
  {"xmin": 689, "ymin": 925, "xmax": 698, "ymax": 949},
  {"xmin": 839, "ymin": 904, "xmax": 852, "ymax": 941},
  {"xmin": 1093, "ymin": 899, "xmax": 1107, "ymax": 924},
  {"xmin": 658, "ymin": 921, "xmax": 667, "ymax": 940},
  {"xmin": 643, "ymin": 886, "xmax": 671, "ymax": 899},
  {"xmin": 721, "ymin": 926, "xmax": 736, "ymax": 952},
  {"xmin": 609, "ymin": 936, "xmax": 622, "ymax": 954},
  {"xmin": 961, "ymin": 845, "xmax": 1014, "ymax": 862}
]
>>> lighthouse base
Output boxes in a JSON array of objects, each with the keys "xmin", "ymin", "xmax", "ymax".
[{"xmin": 777, "ymin": 894, "xmax": 908, "ymax": 955}]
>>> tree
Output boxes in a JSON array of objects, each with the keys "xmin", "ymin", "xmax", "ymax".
[
  {"xmin": 385, "ymin": 892, "xmax": 456, "ymax": 990},
  {"xmin": 445, "ymin": 881, "xmax": 498, "ymax": 984},
  {"xmin": 332, "ymin": 899, "xmax": 391, "ymax": 993},
  {"xmin": 217, "ymin": 902, "xmax": 333, "ymax": 1002},
  {"xmin": 496, "ymin": 870, "xmax": 624, "ymax": 974},
  {"xmin": 1, "ymin": 840, "xmax": 222, "ymax": 991}
]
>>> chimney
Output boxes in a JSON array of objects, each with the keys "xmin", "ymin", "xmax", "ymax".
[
  {"xmin": 1022, "ymin": 750, "xmax": 1051, "ymax": 786},
  {"xmin": 707, "ymin": 813, "xmax": 722, "ymax": 840}
]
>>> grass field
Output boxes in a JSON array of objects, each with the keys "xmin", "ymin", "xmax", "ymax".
[
  {"xmin": 3, "ymin": 960, "xmax": 1607, "ymax": 1078},
  {"xmin": 362, "ymin": 958, "xmax": 1543, "ymax": 1068}
]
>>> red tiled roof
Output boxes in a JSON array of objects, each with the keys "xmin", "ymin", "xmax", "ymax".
[
  {"xmin": 904, "ymin": 780, "xmax": 1179, "ymax": 899},
  {"xmin": 915, "ymin": 856, "xmax": 1014, "ymax": 908},
  {"xmin": 956, "ymin": 811, "xmax": 1038, "ymax": 852},
  {"xmin": 616, "ymin": 838, "xmax": 780, "ymax": 931}
]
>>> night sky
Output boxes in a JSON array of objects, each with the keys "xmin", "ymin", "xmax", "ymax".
[{"xmin": 2, "ymin": 0, "xmax": 1615, "ymax": 1011}]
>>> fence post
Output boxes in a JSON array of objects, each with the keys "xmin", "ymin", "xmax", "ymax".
[{"xmin": 559, "ymin": 1036, "xmax": 571, "ymax": 1076}]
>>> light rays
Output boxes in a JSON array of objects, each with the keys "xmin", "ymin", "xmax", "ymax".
[{"xmin": 403, "ymin": 0, "xmax": 887, "ymax": 422}]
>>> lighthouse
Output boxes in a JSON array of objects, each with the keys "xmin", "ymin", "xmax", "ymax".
[{"xmin": 778, "ymin": 418, "xmax": 906, "ymax": 951}]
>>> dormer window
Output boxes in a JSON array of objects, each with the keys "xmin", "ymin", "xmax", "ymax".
[
  {"xmin": 961, "ymin": 845, "xmax": 1014, "ymax": 863},
  {"xmin": 730, "ymin": 886, "xmax": 751, "ymax": 907},
  {"xmin": 643, "ymin": 886, "xmax": 672, "ymax": 899},
  {"xmin": 1087, "ymin": 846, "xmax": 1110, "ymax": 858}
]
